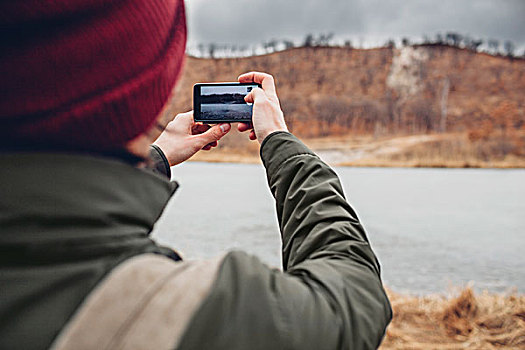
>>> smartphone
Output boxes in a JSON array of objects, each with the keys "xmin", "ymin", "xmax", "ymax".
[{"xmin": 193, "ymin": 82, "xmax": 261, "ymax": 123}]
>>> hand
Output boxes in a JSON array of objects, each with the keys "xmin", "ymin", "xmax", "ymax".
[
  {"xmin": 237, "ymin": 72, "xmax": 288, "ymax": 144},
  {"xmin": 154, "ymin": 111, "xmax": 230, "ymax": 166}
]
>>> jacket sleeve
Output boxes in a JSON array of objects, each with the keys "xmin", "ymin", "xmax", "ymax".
[
  {"xmin": 147, "ymin": 144, "xmax": 171, "ymax": 179},
  {"xmin": 177, "ymin": 132, "xmax": 392, "ymax": 350}
]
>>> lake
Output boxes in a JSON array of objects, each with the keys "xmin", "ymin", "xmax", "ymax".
[
  {"xmin": 201, "ymin": 103, "xmax": 252, "ymax": 121},
  {"xmin": 151, "ymin": 162, "xmax": 525, "ymax": 295}
]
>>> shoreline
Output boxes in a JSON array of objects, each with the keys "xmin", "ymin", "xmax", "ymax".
[
  {"xmin": 189, "ymin": 132, "xmax": 525, "ymax": 169},
  {"xmin": 189, "ymin": 153, "xmax": 525, "ymax": 169},
  {"xmin": 189, "ymin": 157, "xmax": 525, "ymax": 169}
]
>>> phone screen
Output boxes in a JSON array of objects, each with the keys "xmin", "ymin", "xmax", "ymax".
[{"xmin": 194, "ymin": 83, "xmax": 259, "ymax": 122}]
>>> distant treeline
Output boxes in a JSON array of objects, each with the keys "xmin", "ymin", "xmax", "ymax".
[
  {"xmin": 187, "ymin": 32, "xmax": 523, "ymax": 59},
  {"xmin": 201, "ymin": 93, "xmax": 246, "ymax": 104}
]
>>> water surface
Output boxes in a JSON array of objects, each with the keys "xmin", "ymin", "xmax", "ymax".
[
  {"xmin": 152, "ymin": 162, "xmax": 525, "ymax": 295},
  {"xmin": 201, "ymin": 103, "xmax": 252, "ymax": 120}
]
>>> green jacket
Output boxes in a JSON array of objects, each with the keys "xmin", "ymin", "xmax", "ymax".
[{"xmin": 0, "ymin": 132, "xmax": 391, "ymax": 349}]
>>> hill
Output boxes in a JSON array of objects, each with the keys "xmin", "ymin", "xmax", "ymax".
[{"xmin": 165, "ymin": 46, "xmax": 525, "ymax": 167}]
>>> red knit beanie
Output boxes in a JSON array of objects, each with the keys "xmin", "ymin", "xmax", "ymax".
[{"xmin": 0, "ymin": 0, "xmax": 187, "ymax": 151}]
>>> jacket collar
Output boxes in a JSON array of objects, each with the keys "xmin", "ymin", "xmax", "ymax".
[{"xmin": 0, "ymin": 152, "xmax": 178, "ymax": 264}]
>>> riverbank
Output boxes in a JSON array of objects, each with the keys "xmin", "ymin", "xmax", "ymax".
[
  {"xmin": 381, "ymin": 288, "xmax": 525, "ymax": 349},
  {"xmin": 190, "ymin": 132, "xmax": 525, "ymax": 168}
]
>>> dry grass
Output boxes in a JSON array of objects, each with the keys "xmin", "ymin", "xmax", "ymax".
[
  {"xmin": 344, "ymin": 158, "xmax": 525, "ymax": 169},
  {"xmin": 189, "ymin": 131, "xmax": 525, "ymax": 168},
  {"xmin": 365, "ymin": 132, "xmax": 525, "ymax": 168},
  {"xmin": 381, "ymin": 288, "xmax": 525, "ymax": 349}
]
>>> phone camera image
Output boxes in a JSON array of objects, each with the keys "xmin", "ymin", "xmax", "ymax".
[{"xmin": 196, "ymin": 84, "xmax": 258, "ymax": 122}]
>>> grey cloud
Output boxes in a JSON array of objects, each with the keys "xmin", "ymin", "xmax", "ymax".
[
  {"xmin": 187, "ymin": 0, "xmax": 365, "ymax": 44},
  {"xmin": 186, "ymin": 0, "xmax": 525, "ymax": 50}
]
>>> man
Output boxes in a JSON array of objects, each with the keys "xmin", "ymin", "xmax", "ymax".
[{"xmin": 0, "ymin": 0, "xmax": 391, "ymax": 349}]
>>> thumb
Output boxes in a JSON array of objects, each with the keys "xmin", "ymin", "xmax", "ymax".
[{"xmin": 194, "ymin": 123, "xmax": 230, "ymax": 147}]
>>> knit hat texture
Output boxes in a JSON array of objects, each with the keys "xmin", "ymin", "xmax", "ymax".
[{"xmin": 0, "ymin": 0, "xmax": 187, "ymax": 150}]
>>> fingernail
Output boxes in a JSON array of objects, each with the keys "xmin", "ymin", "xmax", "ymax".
[{"xmin": 219, "ymin": 124, "xmax": 230, "ymax": 133}]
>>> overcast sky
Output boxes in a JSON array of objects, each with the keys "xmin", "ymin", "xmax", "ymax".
[
  {"xmin": 201, "ymin": 85, "xmax": 253, "ymax": 95},
  {"xmin": 185, "ymin": 0, "xmax": 525, "ymax": 51}
]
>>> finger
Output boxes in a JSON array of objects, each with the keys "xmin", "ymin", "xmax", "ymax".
[
  {"xmin": 193, "ymin": 123, "xmax": 230, "ymax": 147},
  {"xmin": 166, "ymin": 111, "xmax": 194, "ymax": 133},
  {"xmin": 202, "ymin": 140, "xmax": 218, "ymax": 150},
  {"xmin": 237, "ymin": 122, "xmax": 253, "ymax": 132},
  {"xmin": 238, "ymin": 72, "xmax": 277, "ymax": 97},
  {"xmin": 175, "ymin": 111, "xmax": 194, "ymax": 123},
  {"xmin": 161, "ymin": 107, "xmax": 191, "ymax": 126},
  {"xmin": 244, "ymin": 87, "xmax": 267, "ymax": 104},
  {"xmin": 249, "ymin": 130, "xmax": 257, "ymax": 140},
  {"xmin": 166, "ymin": 107, "xmax": 190, "ymax": 123},
  {"xmin": 192, "ymin": 123, "xmax": 210, "ymax": 135}
]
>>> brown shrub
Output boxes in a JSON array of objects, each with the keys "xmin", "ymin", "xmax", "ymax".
[
  {"xmin": 442, "ymin": 288, "xmax": 478, "ymax": 336},
  {"xmin": 381, "ymin": 288, "xmax": 525, "ymax": 350}
]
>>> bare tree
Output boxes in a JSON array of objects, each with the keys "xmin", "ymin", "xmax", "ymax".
[
  {"xmin": 262, "ymin": 41, "xmax": 271, "ymax": 53},
  {"xmin": 208, "ymin": 43, "xmax": 216, "ymax": 58},
  {"xmin": 385, "ymin": 39, "xmax": 395, "ymax": 49},
  {"xmin": 282, "ymin": 40, "xmax": 294, "ymax": 50},
  {"xmin": 504, "ymin": 40, "xmax": 515, "ymax": 57},
  {"xmin": 317, "ymin": 33, "xmax": 334, "ymax": 46},
  {"xmin": 446, "ymin": 32, "xmax": 463, "ymax": 47},
  {"xmin": 469, "ymin": 39, "xmax": 483, "ymax": 51},
  {"xmin": 435, "ymin": 33, "xmax": 444, "ymax": 45},
  {"xmin": 197, "ymin": 44, "xmax": 206, "ymax": 57},
  {"xmin": 488, "ymin": 39, "xmax": 499, "ymax": 53},
  {"xmin": 303, "ymin": 34, "xmax": 314, "ymax": 47}
]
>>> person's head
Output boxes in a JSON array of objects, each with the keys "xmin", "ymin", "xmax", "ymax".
[{"xmin": 0, "ymin": 0, "xmax": 187, "ymax": 158}]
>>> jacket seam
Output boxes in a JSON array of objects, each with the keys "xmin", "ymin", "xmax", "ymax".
[{"xmin": 272, "ymin": 153, "xmax": 319, "ymax": 175}]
